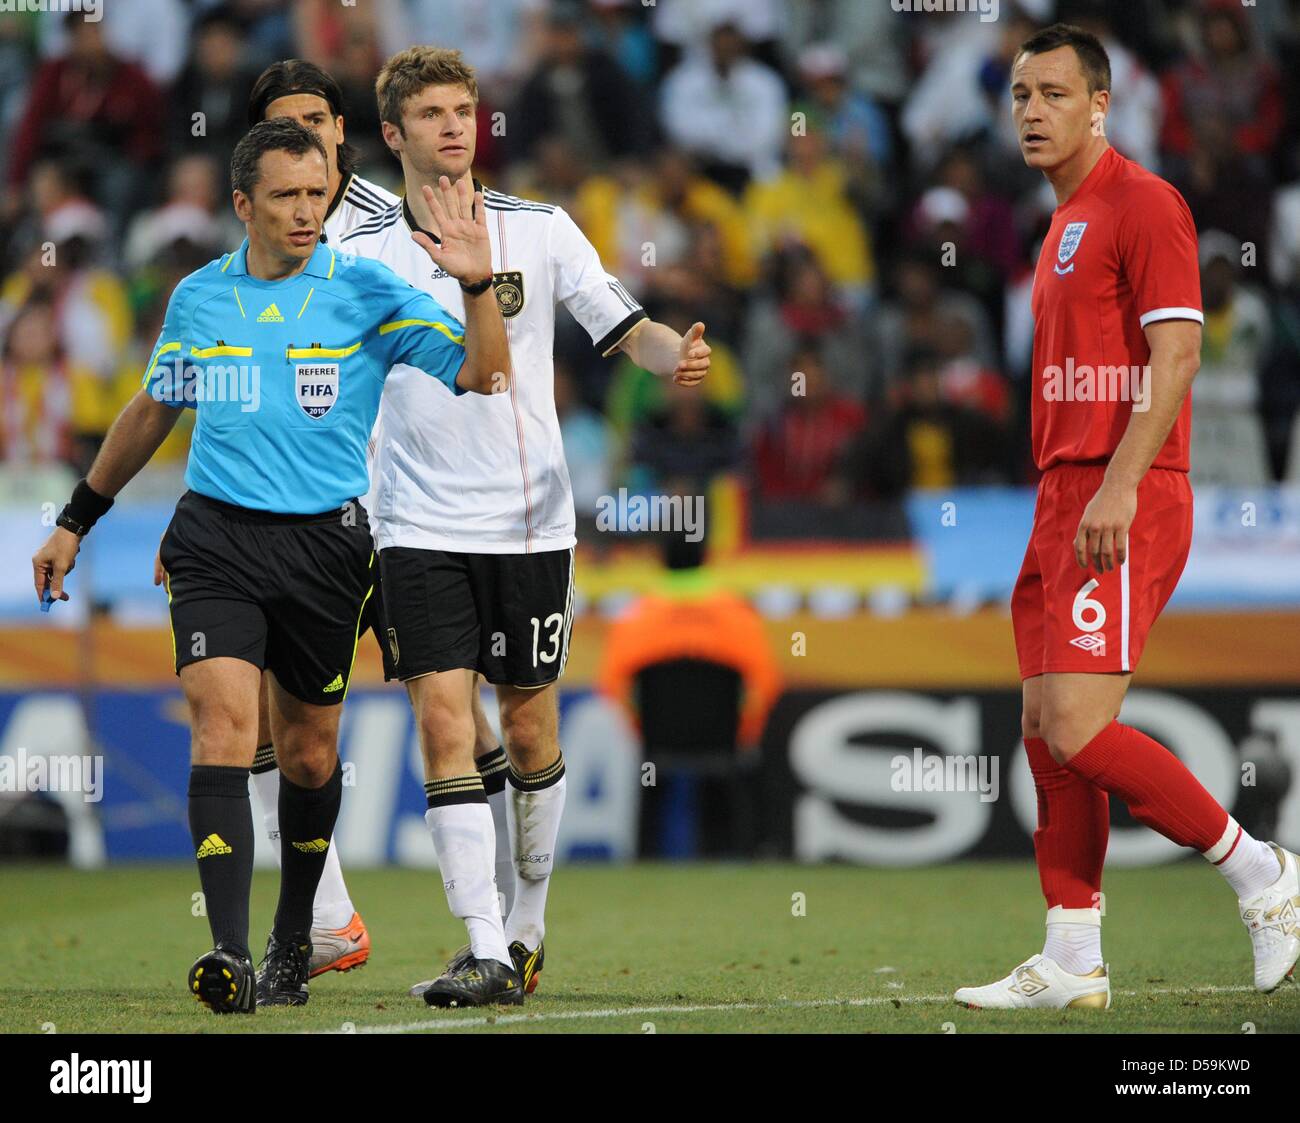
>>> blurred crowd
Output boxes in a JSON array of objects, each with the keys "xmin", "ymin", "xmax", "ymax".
[{"xmin": 1, "ymin": 0, "xmax": 1299, "ymax": 540}]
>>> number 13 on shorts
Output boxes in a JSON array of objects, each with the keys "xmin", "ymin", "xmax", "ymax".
[{"xmin": 530, "ymin": 613, "xmax": 564, "ymax": 666}]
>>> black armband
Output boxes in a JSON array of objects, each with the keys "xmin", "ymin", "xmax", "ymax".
[{"xmin": 57, "ymin": 478, "xmax": 114, "ymax": 537}]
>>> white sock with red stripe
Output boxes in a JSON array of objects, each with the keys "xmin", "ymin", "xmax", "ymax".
[{"xmin": 1206, "ymin": 817, "xmax": 1282, "ymax": 899}]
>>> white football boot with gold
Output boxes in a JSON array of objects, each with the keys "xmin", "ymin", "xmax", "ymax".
[
  {"xmin": 1240, "ymin": 844, "xmax": 1300, "ymax": 993},
  {"xmin": 955, "ymin": 953, "xmax": 1110, "ymax": 1010}
]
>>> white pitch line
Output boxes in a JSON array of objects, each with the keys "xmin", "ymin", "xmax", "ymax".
[
  {"xmin": 331, "ymin": 996, "xmax": 945, "ymax": 1034},
  {"xmin": 318, "ymin": 983, "xmax": 1269, "ymax": 1034}
]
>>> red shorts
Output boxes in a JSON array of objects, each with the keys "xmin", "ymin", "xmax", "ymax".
[{"xmin": 1011, "ymin": 464, "xmax": 1193, "ymax": 679}]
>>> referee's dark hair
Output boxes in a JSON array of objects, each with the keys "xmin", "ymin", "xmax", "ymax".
[
  {"xmin": 230, "ymin": 118, "xmax": 329, "ymax": 198},
  {"xmin": 1015, "ymin": 22, "xmax": 1111, "ymax": 94},
  {"xmin": 247, "ymin": 59, "xmax": 359, "ymax": 180}
]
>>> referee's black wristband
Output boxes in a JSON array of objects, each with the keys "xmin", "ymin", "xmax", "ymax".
[
  {"xmin": 459, "ymin": 274, "xmax": 494, "ymax": 296},
  {"xmin": 58, "ymin": 478, "xmax": 114, "ymax": 537}
]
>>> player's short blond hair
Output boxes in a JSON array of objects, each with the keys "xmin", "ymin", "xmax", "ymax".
[{"xmin": 376, "ymin": 46, "xmax": 479, "ymax": 132}]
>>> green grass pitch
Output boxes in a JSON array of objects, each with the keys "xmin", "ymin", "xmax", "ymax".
[{"xmin": 3, "ymin": 861, "xmax": 1298, "ymax": 1034}]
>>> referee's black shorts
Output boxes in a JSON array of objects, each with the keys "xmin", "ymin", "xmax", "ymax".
[
  {"xmin": 159, "ymin": 490, "xmax": 378, "ymax": 706},
  {"xmin": 378, "ymin": 546, "xmax": 574, "ymax": 688}
]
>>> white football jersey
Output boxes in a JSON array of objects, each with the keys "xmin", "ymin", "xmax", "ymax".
[
  {"xmin": 342, "ymin": 183, "xmax": 648, "ymax": 554},
  {"xmin": 322, "ymin": 172, "xmax": 401, "ymax": 245}
]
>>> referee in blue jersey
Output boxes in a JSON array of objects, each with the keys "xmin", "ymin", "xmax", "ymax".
[{"xmin": 31, "ymin": 118, "xmax": 511, "ymax": 1014}]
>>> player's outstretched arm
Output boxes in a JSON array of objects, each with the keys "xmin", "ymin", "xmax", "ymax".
[
  {"xmin": 1073, "ymin": 319, "xmax": 1201, "ymax": 573},
  {"xmin": 409, "ymin": 176, "xmax": 511, "ymax": 395},
  {"xmin": 31, "ymin": 390, "xmax": 182, "ymax": 605},
  {"xmin": 617, "ymin": 319, "xmax": 711, "ymax": 387}
]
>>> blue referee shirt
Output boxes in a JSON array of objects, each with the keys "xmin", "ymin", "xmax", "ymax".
[{"xmin": 142, "ymin": 238, "xmax": 466, "ymax": 513}]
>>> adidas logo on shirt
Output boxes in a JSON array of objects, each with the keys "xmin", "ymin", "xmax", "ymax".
[
  {"xmin": 322, "ymin": 673, "xmax": 344, "ymax": 693},
  {"xmin": 196, "ymin": 833, "xmax": 232, "ymax": 859},
  {"xmin": 257, "ymin": 303, "xmax": 285, "ymax": 323}
]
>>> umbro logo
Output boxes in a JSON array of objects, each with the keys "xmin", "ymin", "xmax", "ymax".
[
  {"xmin": 1069, "ymin": 632, "xmax": 1106, "ymax": 656},
  {"xmin": 196, "ymin": 833, "xmax": 232, "ymax": 859},
  {"xmin": 1010, "ymin": 967, "xmax": 1050, "ymax": 996},
  {"xmin": 323, "ymin": 673, "xmax": 344, "ymax": 693},
  {"xmin": 257, "ymin": 303, "xmax": 285, "ymax": 322}
]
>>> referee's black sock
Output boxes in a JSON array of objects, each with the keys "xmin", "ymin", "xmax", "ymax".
[
  {"xmin": 188, "ymin": 765, "xmax": 254, "ymax": 961},
  {"xmin": 273, "ymin": 760, "xmax": 343, "ymax": 941}
]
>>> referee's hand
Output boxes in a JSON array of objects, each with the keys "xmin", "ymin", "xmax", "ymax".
[{"xmin": 32, "ymin": 527, "xmax": 81, "ymax": 606}]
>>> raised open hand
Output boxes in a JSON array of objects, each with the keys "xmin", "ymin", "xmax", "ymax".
[{"xmin": 410, "ymin": 176, "xmax": 492, "ymax": 286}]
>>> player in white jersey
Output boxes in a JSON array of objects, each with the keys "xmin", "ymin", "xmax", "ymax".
[
  {"xmin": 347, "ymin": 46, "xmax": 711, "ymax": 1007},
  {"xmin": 248, "ymin": 61, "xmax": 403, "ymax": 244}
]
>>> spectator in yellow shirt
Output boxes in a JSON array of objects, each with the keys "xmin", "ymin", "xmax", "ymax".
[
  {"xmin": 0, "ymin": 299, "xmax": 104, "ymax": 470},
  {"xmin": 572, "ymin": 148, "xmax": 759, "ymax": 297},
  {"xmin": 744, "ymin": 118, "xmax": 874, "ymax": 310}
]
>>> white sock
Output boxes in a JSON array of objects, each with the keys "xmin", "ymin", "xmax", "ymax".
[
  {"xmin": 477, "ymin": 747, "xmax": 517, "ymax": 918},
  {"xmin": 312, "ymin": 843, "xmax": 357, "ymax": 930},
  {"xmin": 504, "ymin": 764, "xmax": 566, "ymax": 951},
  {"xmin": 1042, "ymin": 906, "xmax": 1103, "ymax": 975},
  {"xmin": 487, "ymin": 787, "xmax": 516, "ymax": 919},
  {"xmin": 1207, "ymin": 817, "xmax": 1282, "ymax": 900},
  {"xmin": 424, "ymin": 795, "xmax": 511, "ymax": 968},
  {"xmin": 251, "ymin": 763, "xmax": 355, "ymax": 930},
  {"xmin": 250, "ymin": 765, "xmax": 282, "ymax": 862}
]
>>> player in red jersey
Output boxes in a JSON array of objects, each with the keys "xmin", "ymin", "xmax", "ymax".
[{"xmin": 955, "ymin": 24, "xmax": 1299, "ymax": 1010}]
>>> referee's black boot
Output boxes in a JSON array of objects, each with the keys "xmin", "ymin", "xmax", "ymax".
[
  {"xmin": 188, "ymin": 945, "xmax": 255, "ymax": 1014},
  {"xmin": 256, "ymin": 932, "xmax": 312, "ymax": 1007},
  {"xmin": 421, "ymin": 955, "xmax": 524, "ymax": 1008}
]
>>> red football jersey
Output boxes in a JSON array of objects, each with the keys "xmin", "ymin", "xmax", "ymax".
[{"xmin": 1030, "ymin": 146, "xmax": 1203, "ymax": 471}]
